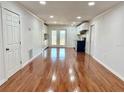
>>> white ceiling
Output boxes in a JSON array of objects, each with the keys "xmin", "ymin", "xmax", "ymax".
[{"xmin": 18, "ymin": 1, "xmax": 120, "ymax": 25}]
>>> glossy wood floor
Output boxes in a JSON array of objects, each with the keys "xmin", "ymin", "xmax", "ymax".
[{"xmin": 0, "ymin": 48, "xmax": 124, "ymax": 92}]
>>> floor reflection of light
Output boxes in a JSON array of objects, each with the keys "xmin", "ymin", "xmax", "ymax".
[
  {"xmin": 59, "ymin": 48, "xmax": 65, "ymax": 61},
  {"xmin": 52, "ymin": 73, "xmax": 56, "ymax": 82},
  {"xmin": 74, "ymin": 87, "xmax": 79, "ymax": 92},
  {"xmin": 51, "ymin": 48, "xmax": 57, "ymax": 62},
  {"xmin": 69, "ymin": 68, "xmax": 73, "ymax": 74},
  {"xmin": 48, "ymin": 88, "xmax": 54, "ymax": 92},
  {"xmin": 70, "ymin": 75, "xmax": 75, "ymax": 82}
]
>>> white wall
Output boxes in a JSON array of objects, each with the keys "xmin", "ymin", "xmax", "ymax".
[
  {"xmin": 0, "ymin": 1, "xmax": 46, "ymax": 85},
  {"xmin": 0, "ymin": 1, "xmax": 45, "ymax": 63},
  {"xmin": 67, "ymin": 26, "xmax": 77, "ymax": 47},
  {"xmin": 87, "ymin": 2, "xmax": 124, "ymax": 80},
  {"xmin": 48, "ymin": 25, "xmax": 76, "ymax": 47}
]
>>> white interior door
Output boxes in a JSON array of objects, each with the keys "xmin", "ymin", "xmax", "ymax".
[
  {"xmin": 0, "ymin": 8, "xmax": 5, "ymax": 81},
  {"xmin": 2, "ymin": 9, "xmax": 21, "ymax": 78},
  {"xmin": 0, "ymin": 36, "xmax": 5, "ymax": 82}
]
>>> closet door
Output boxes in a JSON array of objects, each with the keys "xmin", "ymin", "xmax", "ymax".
[
  {"xmin": 2, "ymin": 9, "xmax": 21, "ymax": 78},
  {"xmin": 0, "ymin": 7, "xmax": 5, "ymax": 84},
  {"xmin": 0, "ymin": 34, "xmax": 4, "ymax": 84}
]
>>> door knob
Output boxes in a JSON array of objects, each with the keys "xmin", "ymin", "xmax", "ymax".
[{"xmin": 6, "ymin": 48, "xmax": 10, "ymax": 51}]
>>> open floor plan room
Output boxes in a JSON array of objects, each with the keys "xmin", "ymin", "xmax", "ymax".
[
  {"xmin": 0, "ymin": 48, "xmax": 124, "ymax": 92},
  {"xmin": 0, "ymin": 1, "xmax": 124, "ymax": 92}
]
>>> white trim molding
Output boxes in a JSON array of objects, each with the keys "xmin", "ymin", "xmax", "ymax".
[
  {"xmin": 0, "ymin": 79, "xmax": 7, "ymax": 86},
  {"xmin": 22, "ymin": 47, "xmax": 48, "ymax": 68},
  {"xmin": 93, "ymin": 56, "xmax": 124, "ymax": 81},
  {"xmin": 22, "ymin": 50, "xmax": 42, "ymax": 68}
]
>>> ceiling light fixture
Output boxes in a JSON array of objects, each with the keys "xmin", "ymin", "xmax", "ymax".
[
  {"xmin": 88, "ymin": 2, "xmax": 95, "ymax": 6},
  {"xmin": 76, "ymin": 16, "xmax": 82, "ymax": 19},
  {"xmin": 54, "ymin": 21, "xmax": 57, "ymax": 24},
  {"xmin": 71, "ymin": 22, "xmax": 76, "ymax": 26},
  {"xmin": 72, "ymin": 22, "xmax": 76, "ymax": 25},
  {"xmin": 40, "ymin": 1, "xmax": 46, "ymax": 5},
  {"xmin": 50, "ymin": 15, "xmax": 54, "ymax": 18}
]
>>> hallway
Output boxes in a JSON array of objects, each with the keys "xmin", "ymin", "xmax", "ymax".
[{"xmin": 0, "ymin": 48, "xmax": 124, "ymax": 92}]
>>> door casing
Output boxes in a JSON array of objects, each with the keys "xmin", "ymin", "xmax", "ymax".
[
  {"xmin": 50, "ymin": 29, "xmax": 67, "ymax": 47},
  {"xmin": 89, "ymin": 25, "xmax": 95, "ymax": 56},
  {"xmin": 2, "ymin": 8, "xmax": 21, "ymax": 79}
]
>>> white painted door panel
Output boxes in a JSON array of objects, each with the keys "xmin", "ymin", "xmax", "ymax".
[
  {"xmin": 2, "ymin": 9, "xmax": 21, "ymax": 78},
  {"xmin": 0, "ymin": 29, "xmax": 4, "ymax": 81},
  {"xmin": 0, "ymin": 7, "xmax": 5, "ymax": 82},
  {"xmin": 0, "ymin": 52, "xmax": 4, "ymax": 81}
]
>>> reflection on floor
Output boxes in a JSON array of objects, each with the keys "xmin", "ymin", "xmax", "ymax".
[
  {"xmin": 0, "ymin": 48, "xmax": 124, "ymax": 92},
  {"xmin": 50, "ymin": 48, "xmax": 65, "ymax": 61}
]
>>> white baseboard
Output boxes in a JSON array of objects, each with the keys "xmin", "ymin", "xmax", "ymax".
[
  {"xmin": 66, "ymin": 46, "xmax": 74, "ymax": 48},
  {"xmin": 22, "ymin": 47, "xmax": 49, "ymax": 68},
  {"xmin": 49, "ymin": 45, "xmax": 74, "ymax": 48},
  {"xmin": 0, "ymin": 79, "xmax": 7, "ymax": 86},
  {"xmin": 22, "ymin": 50, "xmax": 44, "ymax": 68},
  {"xmin": 93, "ymin": 56, "xmax": 124, "ymax": 81},
  {"xmin": 0, "ymin": 48, "xmax": 47, "ymax": 86}
]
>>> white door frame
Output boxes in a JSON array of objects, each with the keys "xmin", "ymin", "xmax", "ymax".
[
  {"xmin": 0, "ymin": 6, "xmax": 7, "ymax": 85},
  {"xmin": 50, "ymin": 29, "xmax": 67, "ymax": 47},
  {"xmin": 89, "ymin": 25, "xmax": 95, "ymax": 56},
  {"xmin": 2, "ymin": 8, "xmax": 22, "ymax": 79}
]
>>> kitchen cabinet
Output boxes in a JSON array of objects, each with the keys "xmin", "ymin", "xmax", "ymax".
[{"xmin": 76, "ymin": 22, "xmax": 89, "ymax": 32}]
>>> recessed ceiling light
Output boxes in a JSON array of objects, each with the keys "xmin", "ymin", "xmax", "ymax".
[
  {"xmin": 71, "ymin": 22, "xmax": 76, "ymax": 26},
  {"xmin": 76, "ymin": 16, "xmax": 82, "ymax": 19},
  {"xmin": 53, "ymin": 21, "xmax": 57, "ymax": 24},
  {"xmin": 88, "ymin": 2, "xmax": 95, "ymax": 6},
  {"xmin": 72, "ymin": 22, "xmax": 76, "ymax": 24},
  {"xmin": 50, "ymin": 15, "xmax": 54, "ymax": 18},
  {"xmin": 40, "ymin": 1, "xmax": 46, "ymax": 5}
]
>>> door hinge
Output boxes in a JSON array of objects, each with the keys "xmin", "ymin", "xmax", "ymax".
[
  {"xmin": 20, "ymin": 61, "xmax": 22, "ymax": 64},
  {"xmin": 19, "ymin": 20, "xmax": 20, "ymax": 24},
  {"xmin": 20, "ymin": 41, "xmax": 21, "ymax": 45}
]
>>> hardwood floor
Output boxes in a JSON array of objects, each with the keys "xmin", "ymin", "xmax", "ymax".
[{"xmin": 0, "ymin": 48, "xmax": 124, "ymax": 92}]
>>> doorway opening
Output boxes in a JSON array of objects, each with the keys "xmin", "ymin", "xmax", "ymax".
[{"xmin": 89, "ymin": 25, "xmax": 95, "ymax": 56}]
